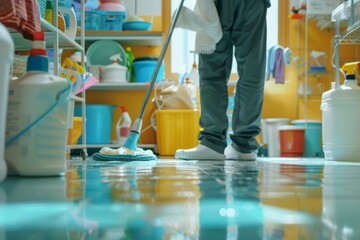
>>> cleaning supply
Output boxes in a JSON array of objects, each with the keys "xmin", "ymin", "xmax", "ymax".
[
  {"xmin": 0, "ymin": 24, "xmax": 14, "ymax": 182},
  {"xmin": 58, "ymin": 0, "xmax": 77, "ymax": 40},
  {"xmin": 125, "ymin": 47, "xmax": 135, "ymax": 82},
  {"xmin": 186, "ymin": 51, "xmax": 200, "ymax": 109},
  {"xmin": 101, "ymin": 54, "xmax": 127, "ymax": 83},
  {"xmin": 321, "ymin": 62, "xmax": 360, "ymax": 162},
  {"xmin": 310, "ymin": 50, "xmax": 326, "ymax": 72},
  {"xmin": 5, "ymin": 32, "xmax": 71, "ymax": 176},
  {"xmin": 184, "ymin": 78, "xmax": 197, "ymax": 109},
  {"xmin": 115, "ymin": 106, "xmax": 132, "ymax": 146},
  {"xmin": 92, "ymin": 0, "xmax": 186, "ymax": 162},
  {"xmin": 45, "ymin": 0, "xmax": 53, "ymax": 24}
]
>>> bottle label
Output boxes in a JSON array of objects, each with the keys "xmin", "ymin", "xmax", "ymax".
[{"xmin": 120, "ymin": 127, "xmax": 130, "ymax": 137}]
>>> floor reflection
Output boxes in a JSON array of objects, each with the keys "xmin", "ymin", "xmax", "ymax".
[{"xmin": 0, "ymin": 158, "xmax": 359, "ymax": 239}]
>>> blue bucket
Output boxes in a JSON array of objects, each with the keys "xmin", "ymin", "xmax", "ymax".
[
  {"xmin": 133, "ymin": 59, "xmax": 164, "ymax": 83},
  {"xmin": 74, "ymin": 104, "xmax": 116, "ymax": 144},
  {"xmin": 292, "ymin": 120, "xmax": 324, "ymax": 157}
]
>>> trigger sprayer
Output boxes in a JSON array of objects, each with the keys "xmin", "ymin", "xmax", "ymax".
[
  {"xmin": 110, "ymin": 53, "xmax": 122, "ymax": 64},
  {"xmin": 341, "ymin": 62, "xmax": 360, "ymax": 80}
]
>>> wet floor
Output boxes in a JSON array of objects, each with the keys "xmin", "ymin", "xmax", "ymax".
[{"xmin": 0, "ymin": 157, "xmax": 360, "ymax": 240}]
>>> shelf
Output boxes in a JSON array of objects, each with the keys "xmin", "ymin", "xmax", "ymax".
[
  {"xmin": 89, "ymin": 82, "xmax": 150, "ymax": 90},
  {"xmin": 10, "ymin": 18, "xmax": 85, "ymax": 51},
  {"xmin": 76, "ymin": 30, "xmax": 163, "ymax": 46},
  {"xmin": 298, "ymin": 71, "xmax": 329, "ymax": 78},
  {"xmin": 89, "ymin": 80, "xmax": 238, "ymax": 91}
]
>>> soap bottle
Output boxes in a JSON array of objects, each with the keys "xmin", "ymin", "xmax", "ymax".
[
  {"xmin": 0, "ymin": 24, "xmax": 14, "ymax": 182},
  {"xmin": 115, "ymin": 106, "xmax": 132, "ymax": 146},
  {"xmin": 5, "ymin": 32, "xmax": 71, "ymax": 177}
]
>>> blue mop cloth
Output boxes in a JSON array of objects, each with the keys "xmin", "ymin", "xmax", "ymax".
[{"xmin": 92, "ymin": 147, "xmax": 157, "ymax": 161}]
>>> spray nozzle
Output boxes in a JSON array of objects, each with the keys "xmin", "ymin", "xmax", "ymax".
[
  {"xmin": 342, "ymin": 62, "xmax": 360, "ymax": 76},
  {"xmin": 110, "ymin": 54, "xmax": 122, "ymax": 64}
]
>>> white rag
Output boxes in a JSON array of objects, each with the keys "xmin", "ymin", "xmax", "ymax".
[{"xmin": 175, "ymin": 0, "xmax": 222, "ymax": 54}]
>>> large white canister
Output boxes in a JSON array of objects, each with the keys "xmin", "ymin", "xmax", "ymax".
[
  {"xmin": 321, "ymin": 80, "xmax": 360, "ymax": 162},
  {"xmin": 5, "ymin": 54, "xmax": 71, "ymax": 176}
]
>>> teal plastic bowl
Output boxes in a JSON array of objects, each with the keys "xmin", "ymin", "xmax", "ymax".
[
  {"xmin": 123, "ymin": 21, "xmax": 152, "ymax": 31},
  {"xmin": 133, "ymin": 60, "xmax": 164, "ymax": 83}
]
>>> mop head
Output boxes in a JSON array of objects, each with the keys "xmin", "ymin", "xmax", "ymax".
[{"xmin": 92, "ymin": 146, "xmax": 157, "ymax": 161}]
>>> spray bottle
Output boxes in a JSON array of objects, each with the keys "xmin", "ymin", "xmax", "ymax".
[
  {"xmin": 5, "ymin": 32, "xmax": 71, "ymax": 177},
  {"xmin": 0, "ymin": 24, "xmax": 14, "ymax": 182},
  {"xmin": 115, "ymin": 106, "xmax": 132, "ymax": 146}
]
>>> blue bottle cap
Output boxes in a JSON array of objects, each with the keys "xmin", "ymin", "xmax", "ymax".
[{"xmin": 27, "ymin": 55, "xmax": 49, "ymax": 72}]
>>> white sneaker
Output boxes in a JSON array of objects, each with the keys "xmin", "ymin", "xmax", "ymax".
[
  {"xmin": 175, "ymin": 144, "xmax": 226, "ymax": 160},
  {"xmin": 224, "ymin": 144, "xmax": 257, "ymax": 160}
]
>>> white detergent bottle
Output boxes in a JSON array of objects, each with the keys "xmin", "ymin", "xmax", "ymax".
[
  {"xmin": 115, "ymin": 106, "xmax": 132, "ymax": 146},
  {"xmin": 321, "ymin": 62, "xmax": 360, "ymax": 162},
  {"xmin": 5, "ymin": 33, "xmax": 71, "ymax": 176},
  {"xmin": 0, "ymin": 24, "xmax": 14, "ymax": 182}
]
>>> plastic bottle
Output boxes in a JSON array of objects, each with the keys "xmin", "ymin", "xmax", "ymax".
[
  {"xmin": 5, "ymin": 32, "xmax": 71, "ymax": 177},
  {"xmin": 125, "ymin": 47, "xmax": 135, "ymax": 82},
  {"xmin": 45, "ymin": 0, "xmax": 54, "ymax": 24},
  {"xmin": 187, "ymin": 51, "xmax": 200, "ymax": 109},
  {"xmin": 0, "ymin": 24, "xmax": 14, "ymax": 182},
  {"xmin": 115, "ymin": 106, "xmax": 132, "ymax": 146},
  {"xmin": 185, "ymin": 78, "xmax": 197, "ymax": 109}
]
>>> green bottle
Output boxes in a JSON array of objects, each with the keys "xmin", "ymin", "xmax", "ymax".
[{"xmin": 125, "ymin": 47, "xmax": 135, "ymax": 82}]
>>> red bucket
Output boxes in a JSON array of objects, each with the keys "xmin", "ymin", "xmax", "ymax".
[{"xmin": 279, "ymin": 125, "xmax": 305, "ymax": 157}]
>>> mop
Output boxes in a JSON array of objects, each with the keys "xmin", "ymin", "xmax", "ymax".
[{"xmin": 92, "ymin": 0, "xmax": 186, "ymax": 162}]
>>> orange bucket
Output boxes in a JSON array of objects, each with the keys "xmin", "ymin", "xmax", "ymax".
[{"xmin": 279, "ymin": 125, "xmax": 305, "ymax": 157}]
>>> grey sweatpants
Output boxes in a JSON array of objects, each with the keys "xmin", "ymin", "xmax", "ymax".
[{"xmin": 198, "ymin": 0, "xmax": 268, "ymax": 154}]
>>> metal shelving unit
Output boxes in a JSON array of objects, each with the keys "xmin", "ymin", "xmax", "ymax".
[
  {"xmin": 9, "ymin": 0, "xmax": 88, "ymax": 158},
  {"xmin": 332, "ymin": 0, "xmax": 360, "ymax": 88}
]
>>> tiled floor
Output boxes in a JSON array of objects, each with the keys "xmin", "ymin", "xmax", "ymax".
[{"xmin": 0, "ymin": 157, "xmax": 360, "ymax": 240}]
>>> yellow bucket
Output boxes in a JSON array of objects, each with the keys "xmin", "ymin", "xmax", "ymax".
[{"xmin": 156, "ymin": 110, "xmax": 200, "ymax": 156}]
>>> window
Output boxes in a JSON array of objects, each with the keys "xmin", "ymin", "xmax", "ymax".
[{"xmin": 170, "ymin": 0, "xmax": 279, "ymax": 78}]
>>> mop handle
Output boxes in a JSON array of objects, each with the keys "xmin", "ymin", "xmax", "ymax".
[{"xmin": 138, "ymin": 0, "xmax": 186, "ymax": 119}]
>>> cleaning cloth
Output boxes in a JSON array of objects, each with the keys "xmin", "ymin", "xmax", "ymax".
[
  {"xmin": 176, "ymin": 0, "xmax": 222, "ymax": 54},
  {"xmin": 92, "ymin": 147, "xmax": 157, "ymax": 161}
]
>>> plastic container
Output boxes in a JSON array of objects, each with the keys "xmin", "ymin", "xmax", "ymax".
[
  {"xmin": 133, "ymin": 58, "xmax": 165, "ymax": 83},
  {"xmin": 58, "ymin": 4, "xmax": 77, "ymax": 40},
  {"xmin": 114, "ymin": 106, "xmax": 131, "ymax": 146},
  {"xmin": 321, "ymin": 79, "xmax": 360, "ymax": 161},
  {"xmin": 5, "ymin": 36, "xmax": 71, "ymax": 176},
  {"xmin": 279, "ymin": 125, "xmax": 305, "ymax": 157},
  {"xmin": 292, "ymin": 119, "xmax": 323, "ymax": 157},
  {"xmin": 98, "ymin": 11, "xmax": 126, "ymax": 31},
  {"xmin": 74, "ymin": 104, "xmax": 116, "ymax": 144},
  {"xmin": 0, "ymin": 24, "xmax": 14, "ymax": 182},
  {"xmin": 156, "ymin": 110, "xmax": 200, "ymax": 155},
  {"xmin": 264, "ymin": 118, "xmax": 290, "ymax": 157}
]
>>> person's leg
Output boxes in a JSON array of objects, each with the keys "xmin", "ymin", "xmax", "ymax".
[
  {"xmin": 175, "ymin": 0, "xmax": 234, "ymax": 160},
  {"xmin": 225, "ymin": 0, "xmax": 267, "ymax": 160}
]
